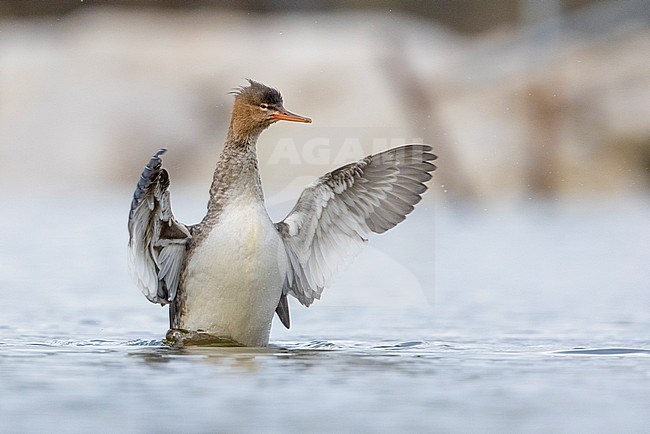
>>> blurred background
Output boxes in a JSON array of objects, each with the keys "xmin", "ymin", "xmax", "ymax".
[
  {"xmin": 1, "ymin": 0, "xmax": 648, "ymax": 198},
  {"xmin": 1, "ymin": 0, "xmax": 649, "ymax": 318},
  {"xmin": 1, "ymin": 0, "xmax": 649, "ymax": 307},
  {"xmin": 2, "ymin": 1, "xmax": 650, "ymax": 432}
]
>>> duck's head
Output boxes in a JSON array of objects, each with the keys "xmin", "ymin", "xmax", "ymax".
[{"xmin": 229, "ymin": 80, "xmax": 311, "ymax": 140}]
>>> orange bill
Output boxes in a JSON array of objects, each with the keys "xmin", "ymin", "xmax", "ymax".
[{"xmin": 271, "ymin": 107, "xmax": 312, "ymax": 123}]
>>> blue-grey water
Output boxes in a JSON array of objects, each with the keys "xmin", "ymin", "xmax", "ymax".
[{"xmin": 1, "ymin": 188, "xmax": 649, "ymax": 432}]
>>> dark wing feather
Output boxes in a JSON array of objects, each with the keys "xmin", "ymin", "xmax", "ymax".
[
  {"xmin": 127, "ymin": 149, "xmax": 191, "ymax": 305},
  {"xmin": 275, "ymin": 144, "xmax": 437, "ymax": 310},
  {"xmin": 275, "ymin": 293, "xmax": 291, "ymax": 328}
]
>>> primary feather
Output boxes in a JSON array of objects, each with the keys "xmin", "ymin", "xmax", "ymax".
[{"xmin": 127, "ymin": 149, "xmax": 191, "ymax": 305}]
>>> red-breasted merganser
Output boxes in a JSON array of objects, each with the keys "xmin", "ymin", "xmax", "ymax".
[{"xmin": 128, "ymin": 80, "xmax": 437, "ymax": 346}]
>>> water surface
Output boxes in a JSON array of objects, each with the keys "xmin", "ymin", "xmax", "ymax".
[{"xmin": 1, "ymin": 191, "xmax": 649, "ymax": 432}]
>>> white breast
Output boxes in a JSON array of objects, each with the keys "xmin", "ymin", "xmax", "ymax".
[{"xmin": 181, "ymin": 197, "xmax": 288, "ymax": 346}]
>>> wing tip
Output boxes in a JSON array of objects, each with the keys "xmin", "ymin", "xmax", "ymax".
[{"xmin": 275, "ymin": 293, "xmax": 291, "ymax": 329}]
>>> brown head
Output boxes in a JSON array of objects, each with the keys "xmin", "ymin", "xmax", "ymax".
[{"xmin": 228, "ymin": 80, "xmax": 311, "ymax": 141}]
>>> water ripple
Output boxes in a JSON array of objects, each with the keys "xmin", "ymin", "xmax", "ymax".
[
  {"xmin": 556, "ymin": 348, "xmax": 650, "ymax": 355},
  {"xmin": 374, "ymin": 340, "xmax": 427, "ymax": 350}
]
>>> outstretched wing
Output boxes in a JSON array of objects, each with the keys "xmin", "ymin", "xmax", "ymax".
[
  {"xmin": 127, "ymin": 149, "xmax": 191, "ymax": 305},
  {"xmin": 275, "ymin": 144, "xmax": 437, "ymax": 313}
]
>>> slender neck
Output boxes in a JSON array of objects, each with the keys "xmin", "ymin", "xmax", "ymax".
[{"xmin": 206, "ymin": 129, "xmax": 264, "ymax": 215}]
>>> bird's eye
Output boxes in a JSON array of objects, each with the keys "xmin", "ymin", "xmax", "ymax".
[{"xmin": 260, "ymin": 103, "xmax": 269, "ymax": 110}]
